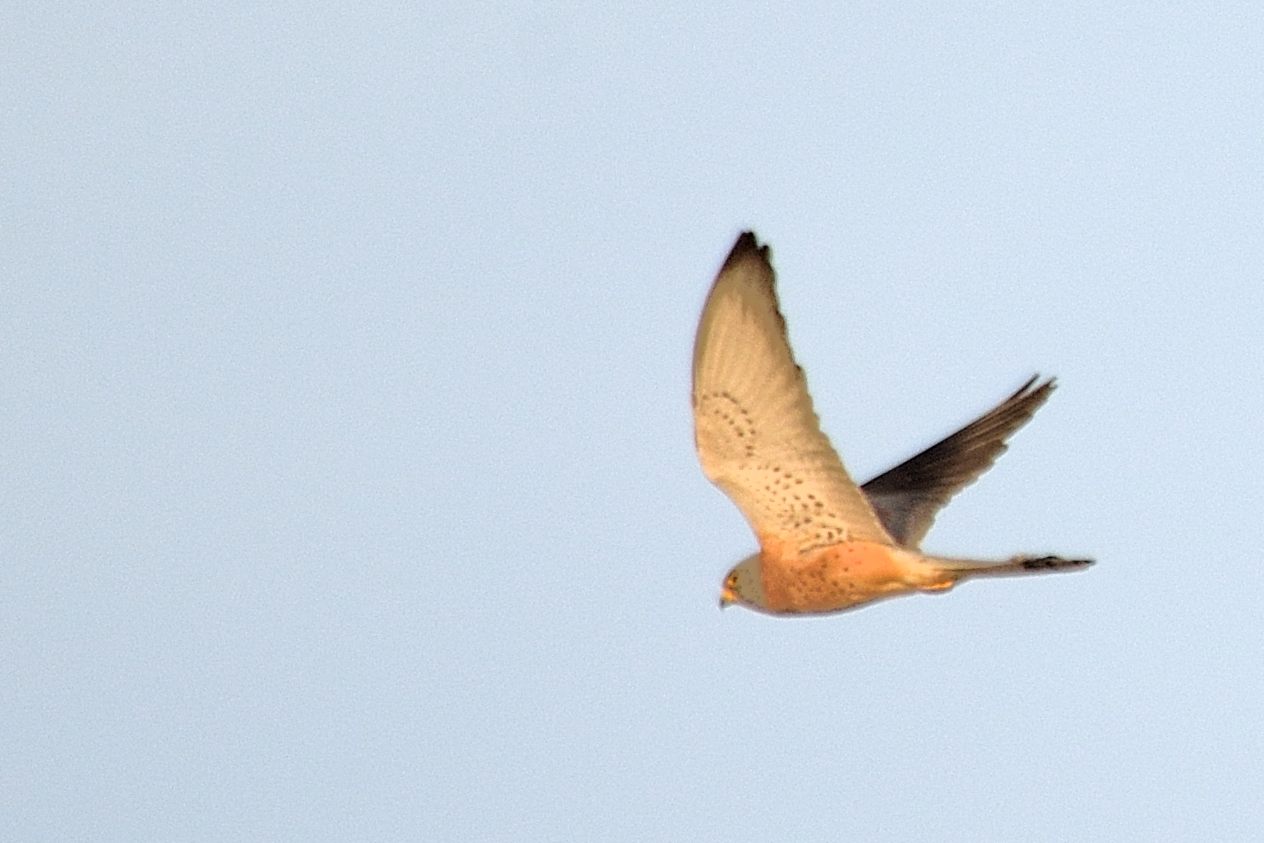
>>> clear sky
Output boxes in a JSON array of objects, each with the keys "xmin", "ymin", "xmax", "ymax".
[{"xmin": 4, "ymin": 3, "xmax": 1263, "ymax": 841}]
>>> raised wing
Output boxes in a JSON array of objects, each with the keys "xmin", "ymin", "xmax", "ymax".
[
  {"xmin": 692, "ymin": 232, "xmax": 891, "ymax": 554},
  {"xmin": 861, "ymin": 376, "xmax": 1055, "ymax": 548}
]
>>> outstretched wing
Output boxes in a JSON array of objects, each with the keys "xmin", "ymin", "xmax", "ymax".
[
  {"xmin": 692, "ymin": 232, "xmax": 891, "ymax": 554},
  {"xmin": 861, "ymin": 376, "xmax": 1055, "ymax": 548}
]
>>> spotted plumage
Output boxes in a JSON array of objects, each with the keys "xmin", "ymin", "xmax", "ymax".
[{"xmin": 694, "ymin": 232, "xmax": 1093, "ymax": 616}]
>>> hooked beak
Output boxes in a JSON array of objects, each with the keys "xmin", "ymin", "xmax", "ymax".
[{"xmin": 719, "ymin": 586, "xmax": 736, "ymax": 609}]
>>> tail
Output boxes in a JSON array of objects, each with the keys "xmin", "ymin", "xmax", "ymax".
[{"xmin": 936, "ymin": 554, "xmax": 1095, "ymax": 580}]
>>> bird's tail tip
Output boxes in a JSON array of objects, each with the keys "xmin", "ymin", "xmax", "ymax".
[{"xmin": 1018, "ymin": 554, "xmax": 1095, "ymax": 571}]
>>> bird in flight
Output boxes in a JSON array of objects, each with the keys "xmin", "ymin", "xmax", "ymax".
[{"xmin": 693, "ymin": 231, "xmax": 1093, "ymax": 616}]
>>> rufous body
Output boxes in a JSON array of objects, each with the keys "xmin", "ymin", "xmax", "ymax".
[{"xmin": 694, "ymin": 232, "xmax": 1093, "ymax": 616}]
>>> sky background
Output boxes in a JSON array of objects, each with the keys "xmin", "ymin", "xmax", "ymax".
[{"xmin": 4, "ymin": 3, "xmax": 1263, "ymax": 841}]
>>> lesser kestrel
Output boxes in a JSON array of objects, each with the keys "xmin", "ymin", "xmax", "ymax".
[{"xmin": 693, "ymin": 231, "xmax": 1092, "ymax": 615}]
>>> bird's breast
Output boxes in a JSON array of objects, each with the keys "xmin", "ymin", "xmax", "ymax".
[{"xmin": 761, "ymin": 540, "xmax": 914, "ymax": 614}]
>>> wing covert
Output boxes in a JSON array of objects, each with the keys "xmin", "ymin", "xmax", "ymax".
[{"xmin": 692, "ymin": 232, "xmax": 891, "ymax": 553}]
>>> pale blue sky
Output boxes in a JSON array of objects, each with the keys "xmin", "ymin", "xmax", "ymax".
[{"xmin": 4, "ymin": 3, "xmax": 1263, "ymax": 841}]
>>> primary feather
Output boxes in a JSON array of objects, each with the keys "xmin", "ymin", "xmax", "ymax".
[{"xmin": 861, "ymin": 376, "xmax": 1056, "ymax": 548}]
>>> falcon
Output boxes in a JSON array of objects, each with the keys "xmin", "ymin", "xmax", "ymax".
[{"xmin": 693, "ymin": 231, "xmax": 1092, "ymax": 615}]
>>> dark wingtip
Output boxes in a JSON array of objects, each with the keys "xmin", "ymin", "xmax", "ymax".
[
  {"xmin": 722, "ymin": 230, "xmax": 769, "ymax": 270},
  {"xmin": 1014, "ymin": 373, "xmax": 1057, "ymax": 401}
]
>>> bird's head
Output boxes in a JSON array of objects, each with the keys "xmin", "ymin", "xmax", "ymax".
[{"xmin": 719, "ymin": 554, "xmax": 766, "ymax": 611}]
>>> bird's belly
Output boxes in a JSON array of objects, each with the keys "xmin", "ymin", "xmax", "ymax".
[{"xmin": 762, "ymin": 541, "xmax": 914, "ymax": 614}]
